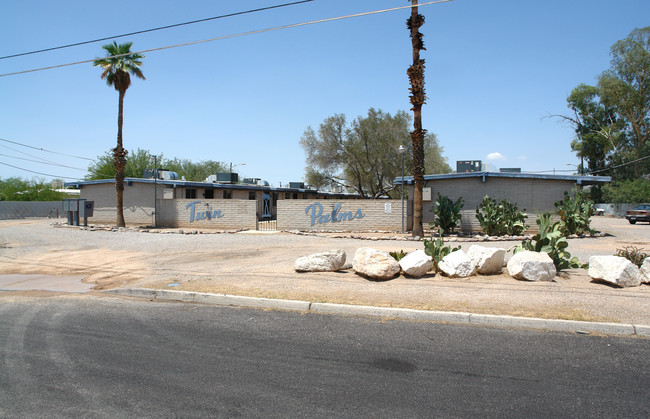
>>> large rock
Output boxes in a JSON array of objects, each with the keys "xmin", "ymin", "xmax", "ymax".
[
  {"xmin": 588, "ymin": 255, "xmax": 642, "ymax": 288},
  {"xmin": 353, "ymin": 248, "xmax": 400, "ymax": 280},
  {"xmin": 398, "ymin": 250, "xmax": 433, "ymax": 277},
  {"xmin": 641, "ymin": 259, "xmax": 650, "ymax": 284},
  {"xmin": 294, "ymin": 250, "xmax": 346, "ymax": 272},
  {"xmin": 438, "ymin": 250, "xmax": 476, "ymax": 278},
  {"xmin": 507, "ymin": 251, "xmax": 556, "ymax": 282},
  {"xmin": 467, "ymin": 245, "xmax": 505, "ymax": 275}
]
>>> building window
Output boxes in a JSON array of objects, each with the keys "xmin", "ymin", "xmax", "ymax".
[
  {"xmin": 285, "ymin": 192, "xmax": 290, "ymax": 199},
  {"xmin": 185, "ymin": 189, "xmax": 197, "ymax": 199},
  {"xmin": 249, "ymin": 191, "xmax": 256, "ymax": 200},
  {"xmin": 223, "ymin": 190, "xmax": 232, "ymax": 199},
  {"xmin": 272, "ymin": 192, "xmax": 278, "ymax": 206},
  {"xmin": 302, "ymin": 193, "xmax": 308, "ymax": 199},
  {"xmin": 292, "ymin": 193, "xmax": 298, "ymax": 200},
  {"xmin": 204, "ymin": 189, "xmax": 214, "ymax": 199}
]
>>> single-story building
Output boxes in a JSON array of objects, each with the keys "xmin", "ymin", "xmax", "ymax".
[
  {"xmin": 65, "ymin": 171, "xmax": 611, "ymax": 232},
  {"xmin": 394, "ymin": 171, "xmax": 612, "ymax": 232},
  {"xmin": 64, "ymin": 177, "xmax": 369, "ymax": 229}
]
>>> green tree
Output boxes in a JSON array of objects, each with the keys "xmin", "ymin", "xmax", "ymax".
[
  {"xmin": 164, "ymin": 158, "xmax": 227, "ymax": 182},
  {"xmin": 560, "ymin": 27, "xmax": 650, "ymax": 183},
  {"xmin": 406, "ymin": 0, "xmax": 427, "ymax": 237},
  {"xmin": 86, "ymin": 149, "xmax": 227, "ymax": 182},
  {"xmin": 300, "ymin": 108, "xmax": 450, "ymax": 198},
  {"xmin": 602, "ymin": 178, "xmax": 650, "ymax": 203},
  {"xmin": 86, "ymin": 148, "xmax": 157, "ymax": 180},
  {"xmin": 597, "ymin": 26, "xmax": 650, "ymax": 177},
  {"xmin": 93, "ymin": 41, "xmax": 145, "ymax": 227},
  {"xmin": 562, "ymin": 84, "xmax": 623, "ymax": 176},
  {"xmin": 0, "ymin": 177, "xmax": 68, "ymax": 201}
]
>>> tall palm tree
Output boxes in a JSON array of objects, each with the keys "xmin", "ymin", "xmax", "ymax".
[
  {"xmin": 93, "ymin": 41, "xmax": 145, "ymax": 227},
  {"xmin": 407, "ymin": 0, "xmax": 426, "ymax": 237}
]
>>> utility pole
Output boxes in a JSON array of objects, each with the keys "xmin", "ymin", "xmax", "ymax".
[{"xmin": 152, "ymin": 155, "xmax": 157, "ymax": 227}]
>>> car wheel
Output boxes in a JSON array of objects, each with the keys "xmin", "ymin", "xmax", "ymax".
[{"xmin": 629, "ymin": 219, "xmax": 636, "ymax": 224}]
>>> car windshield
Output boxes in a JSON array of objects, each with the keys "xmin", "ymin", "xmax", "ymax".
[{"xmin": 634, "ymin": 205, "xmax": 650, "ymax": 210}]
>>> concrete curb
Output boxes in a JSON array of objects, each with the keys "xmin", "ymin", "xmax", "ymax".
[{"xmin": 104, "ymin": 288, "xmax": 649, "ymax": 337}]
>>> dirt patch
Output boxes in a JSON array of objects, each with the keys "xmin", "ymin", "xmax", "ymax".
[
  {"xmin": 0, "ymin": 248, "xmax": 150, "ymax": 290},
  {"xmin": 1, "ymin": 217, "xmax": 649, "ymax": 325}
]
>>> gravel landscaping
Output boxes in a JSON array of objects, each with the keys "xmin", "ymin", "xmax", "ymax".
[{"xmin": 0, "ymin": 216, "xmax": 648, "ymax": 325}]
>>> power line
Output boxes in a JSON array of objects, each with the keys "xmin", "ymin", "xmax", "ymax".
[
  {"xmin": 0, "ymin": 161, "xmax": 85, "ymax": 180},
  {"xmin": 0, "ymin": 142, "xmax": 65, "ymax": 165},
  {"xmin": 0, "ymin": 138, "xmax": 95, "ymax": 161},
  {"xmin": 0, "ymin": 0, "xmax": 315, "ymax": 60},
  {"xmin": 0, "ymin": 153, "xmax": 86, "ymax": 171},
  {"xmin": 586, "ymin": 154, "xmax": 650, "ymax": 175},
  {"xmin": 0, "ymin": 0, "xmax": 455, "ymax": 78}
]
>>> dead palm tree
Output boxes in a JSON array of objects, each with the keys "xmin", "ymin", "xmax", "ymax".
[
  {"xmin": 93, "ymin": 41, "xmax": 145, "ymax": 227},
  {"xmin": 407, "ymin": 0, "xmax": 426, "ymax": 237}
]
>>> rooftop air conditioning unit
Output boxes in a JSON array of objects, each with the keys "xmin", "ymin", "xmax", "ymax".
[
  {"xmin": 216, "ymin": 173, "xmax": 239, "ymax": 184},
  {"xmin": 289, "ymin": 182, "xmax": 305, "ymax": 189},
  {"xmin": 143, "ymin": 169, "xmax": 179, "ymax": 180}
]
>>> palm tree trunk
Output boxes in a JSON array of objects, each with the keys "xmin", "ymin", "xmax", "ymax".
[
  {"xmin": 115, "ymin": 89, "xmax": 127, "ymax": 227},
  {"xmin": 407, "ymin": 0, "xmax": 426, "ymax": 237}
]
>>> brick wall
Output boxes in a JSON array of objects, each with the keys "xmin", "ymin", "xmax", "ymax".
[
  {"xmin": 277, "ymin": 200, "xmax": 404, "ymax": 231},
  {"xmin": 158, "ymin": 199, "xmax": 257, "ymax": 229},
  {"xmin": 80, "ymin": 183, "xmax": 157, "ymax": 225},
  {"xmin": 419, "ymin": 177, "xmax": 575, "ymax": 232}
]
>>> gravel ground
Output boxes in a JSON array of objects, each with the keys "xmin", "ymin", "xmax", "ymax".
[{"xmin": 1, "ymin": 216, "xmax": 649, "ymax": 325}]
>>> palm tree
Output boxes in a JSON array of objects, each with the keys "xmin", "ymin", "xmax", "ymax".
[
  {"xmin": 407, "ymin": 0, "xmax": 426, "ymax": 237},
  {"xmin": 93, "ymin": 41, "xmax": 145, "ymax": 227}
]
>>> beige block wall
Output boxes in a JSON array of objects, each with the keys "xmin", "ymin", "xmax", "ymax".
[
  {"xmin": 419, "ymin": 177, "xmax": 575, "ymax": 232},
  {"xmin": 159, "ymin": 199, "xmax": 257, "ymax": 229},
  {"xmin": 277, "ymin": 200, "xmax": 404, "ymax": 231},
  {"xmin": 80, "ymin": 182, "xmax": 158, "ymax": 226}
]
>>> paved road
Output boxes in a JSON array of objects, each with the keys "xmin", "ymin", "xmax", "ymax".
[{"xmin": 1, "ymin": 296, "xmax": 648, "ymax": 418}]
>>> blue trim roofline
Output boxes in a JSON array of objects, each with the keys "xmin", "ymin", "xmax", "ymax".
[
  {"xmin": 64, "ymin": 178, "xmax": 359, "ymax": 196},
  {"xmin": 393, "ymin": 171, "xmax": 612, "ymax": 186}
]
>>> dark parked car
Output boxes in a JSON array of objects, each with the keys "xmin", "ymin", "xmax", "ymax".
[{"xmin": 625, "ymin": 204, "xmax": 650, "ymax": 224}]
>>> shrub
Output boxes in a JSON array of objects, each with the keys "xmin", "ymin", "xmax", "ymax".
[
  {"xmin": 430, "ymin": 194, "xmax": 463, "ymax": 234},
  {"xmin": 512, "ymin": 213, "xmax": 584, "ymax": 270},
  {"xmin": 389, "ymin": 250, "xmax": 408, "ymax": 262},
  {"xmin": 602, "ymin": 179, "xmax": 650, "ymax": 203},
  {"xmin": 475, "ymin": 195, "xmax": 527, "ymax": 236},
  {"xmin": 423, "ymin": 229, "xmax": 461, "ymax": 272},
  {"xmin": 554, "ymin": 188, "xmax": 594, "ymax": 236},
  {"xmin": 615, "ymin": 246, "xmax": 648, "ymax": 268}
]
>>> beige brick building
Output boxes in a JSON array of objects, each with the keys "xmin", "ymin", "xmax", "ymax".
[
  {"xmin": 67, "ymin": 178, "xmax": 360, "ymax": 229},
  {"xmin": 395, "ymin": 172, "xmax": 611, "ymax": 232},
  {"xmin": 66, "ymin": 172, "xmax": 609, "ymax": 232}
]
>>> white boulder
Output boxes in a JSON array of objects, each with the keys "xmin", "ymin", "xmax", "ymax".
[
  {"xmin": 398, "ymin": 250, "xmax": 433, "ymax": 277},
  {"xmin": 294, "ymin": 250, "xmax": 346, "ymax": 272},
  {"xmin": 353, "ymin": 248, "xmax": 400, "ymax": 280},
  {"xmin": 467, "ymin": 245, "xmax": 505, "ymax": 275},
  {"xmin": 438, "ymin": 250, "xmax": 476, "ymax": 278},
  {"xmin": 507, "ymin": 251, "xmax": 556, "ymax": 282},
  {"xmin": 588, "ymin": 256, "xmax": 642, "ymax": 288},
  {"xmin": 641, "ymin": 259, "xmax": 650, "ymax": 284}
]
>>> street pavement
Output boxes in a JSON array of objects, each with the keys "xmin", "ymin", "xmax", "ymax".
[{"xmin": 1, "ymin": 296, "xmax": 648, "ymax": 418}]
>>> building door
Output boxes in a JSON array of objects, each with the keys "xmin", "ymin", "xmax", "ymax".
[
  {"xmin": 262, "ymin": 193, "xmax": 272, "ymax": 219},
  {"xmin": 257, "ymin": 193, "xmax": 276, "ymax": 231}
]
